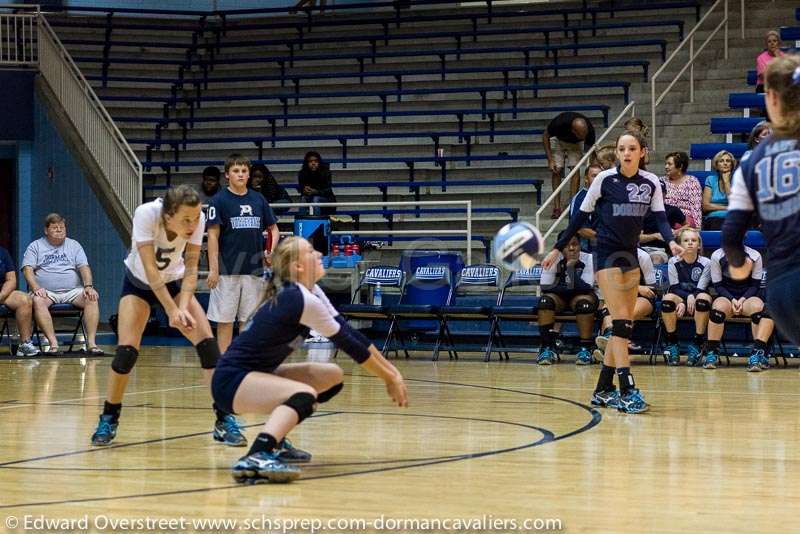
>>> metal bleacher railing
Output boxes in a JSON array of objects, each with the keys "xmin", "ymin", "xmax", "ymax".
[{"xmin": 0, "ymin": 4, "xmax": 142, "ymax": 237}]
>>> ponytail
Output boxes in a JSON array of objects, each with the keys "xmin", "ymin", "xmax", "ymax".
[{"xmin": 764, "ymin": 54, "xmax": 800, "ymax": 138}]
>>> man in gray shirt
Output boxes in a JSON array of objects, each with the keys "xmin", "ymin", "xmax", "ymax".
[{"xmin": 22, "ymin": 213, "xmax": 102, "ymax": 355}]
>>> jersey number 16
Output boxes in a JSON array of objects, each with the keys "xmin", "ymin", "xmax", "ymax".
[{"xmin": 756, "ymin": 150, "xmax": 800, "ymax": 201}]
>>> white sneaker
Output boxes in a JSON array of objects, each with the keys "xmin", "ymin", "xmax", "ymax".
[{"xmin": 16, "ymin": 341, "xmax": 40, "ymax": 357}]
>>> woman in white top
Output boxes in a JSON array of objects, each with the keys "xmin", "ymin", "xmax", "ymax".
[{"xmin": 90, "ymin": 185, "xmax": 245, "ymax": 447}]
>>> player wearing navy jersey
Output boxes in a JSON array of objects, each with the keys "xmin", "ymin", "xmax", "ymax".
[
  {"xmin": 536, "ymin": 234, "xmax": 599, "ymax": 366},
  {"xmin": 723, "ymin": 54, "xmax": 800, "ymax": 346},
  {"xmin": 212, "ymin": 236, "xmax": 408, "ymax": 483},
  {"xmin": 593, "ymin": 248, "xmax": 657, "ymax": 360},
  {"xmin": 703, "ymin": 247, "xmax": 774, "ymax": 371},
  {"xmin": 207, "ymin": 154, "xmax": 280, "ymax": 354},
  {"xmin": 543, "ymin": 131, "xmax": 683, "ymax": 414},
  {"xmin": 660, "ymin": 228, "xmax": 712, "ymax": 366},
  {"xmin": 90, "ymin": 186, "xmax": 242, "ymax": 446}
]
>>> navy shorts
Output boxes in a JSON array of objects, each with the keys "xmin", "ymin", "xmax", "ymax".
[
  {"xmin": 593, "ymin": 247, "xmax": 639, "ymax": 273},
  {"xmin": 766, "ymin": 269, "xmax": 800, "ymax": 346},
  {"xmin": 120, "ymin": 269, "xmax": 181, "ymax": 306},
  {"xmin": 211, "ymin": 364, "xmax": 252, "ymax": 415}
]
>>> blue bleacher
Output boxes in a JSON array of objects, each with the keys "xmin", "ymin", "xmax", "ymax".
[
  {"xmin": 709, "ymin": 117, "xmax": 762, "ymax": 142},
  {"xmin": 690, "ymin": 143, "xmax": 748, "ymax": 161},
  {"xmin": 700, "ymin": 231, "xmax": 765, "ymax": 251},
  {"xmin": 780, "ymin": 26, "xmax": 800, "ymax": 41}
]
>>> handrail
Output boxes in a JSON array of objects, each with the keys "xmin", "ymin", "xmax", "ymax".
[
  {"xmin": 36, "ymin": 14, "xmax": 141, "ymax": 229},
  {"xmin": 535, "ymin": 101, "xmax": 637, "ymax": 243},
  {"xmin": 650, "ymin": 0, "xmax": 728, "ymax": 151},
  {"xmin": 0, "ymin": 11, "xmax": 37, "ymax": 64},
  {"xmin": 276, "ymin": 200, "xmax": 473, "ymax": 262}
]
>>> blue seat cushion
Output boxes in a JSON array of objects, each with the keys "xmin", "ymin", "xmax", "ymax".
[
  {"xmin": 390, "ymin": 304, "xmax": 440, "ymax": 316},
  {"xmin": 441, "ymin": 305, "xmax": 490, "ymax": 316},
  {"xmin": 491, "ymin": 305, "xmax": 539, "ymax": 316}
]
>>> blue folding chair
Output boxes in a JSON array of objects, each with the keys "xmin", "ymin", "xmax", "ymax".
[
  {"xmin": 439, "ymin": 264, "xmax": 501, "ymax": 358},
  {"xmin": 387, "ymin": 265, "xmax": 454, "ymax": 360},
  {"xmin": 485, "ymin": 266, "xmax": 543, "ymax": 362},
  {"xmin": 338, "ymin": 265, "xmax": 405, "ymax": 354}
]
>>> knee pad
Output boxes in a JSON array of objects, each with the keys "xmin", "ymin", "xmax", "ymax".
[
  {"xmin": 575, "ymin": 298, "xmax": 598, "ymax": 315},
  {"xmin": 611, "ymin": 319, "xmax": 634, "ymax": 339},
  {"xmin": 598, "ymin": 307, "xmax": 610, "ymax": 320},
  {"xmin": 111, "ymin": 345, "xmax": 139, "ymax": 375},
  {"xmin": 538, "ymin": 295, "xmax": 556, "ymax": 311},
  {"xmin": 709, "ymin": 309, "xmax": 726, "ymax": 324},
  {"xmin": 660, "ymin": 300, "xmax": 677, "ymax": 313},
  {"xmin": 694, "ymin": 298, "xmax": 711, "ymax": 312},
  {"xmin": 283, "ymin": 392, "xmax": 316, "ymax": 423},
  {"xmin": 195, "ymin": 338, "xmax": 220, "ymax": 369},
  {"xmin": 317, "ymin": 383, "xmax": 343, "ymax": 403},
  {"xmin": 751, "ymin": 310, "xmax": 769, "ymax": 324}
]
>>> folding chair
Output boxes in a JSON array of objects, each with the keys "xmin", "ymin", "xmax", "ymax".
[
  {"xmin": 649, "ymin": 262, "xmax": 672, "ymax": 364},
  {"xmin": 439, "ymin": 264, "xmax": 501, "ymax": 359},
  {"xmin": 0, "ymin": 305, "xmax": 13, "ymax": 354},
  {"xmin": 387, "ymin": 265, "xmax": 454, "ymax": 360},
  {"xmin": 33, "ymin": 303, "xmax": 87, "ymax": 353},
  {"xmin": 485, "ymin": 266, "xmax": 543, "ymax": 362},
  {"xmin": 338, "ymin": 265, "xmax": 405, "ymax": 354}
]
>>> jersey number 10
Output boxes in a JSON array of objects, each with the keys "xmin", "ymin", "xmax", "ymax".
[{"xmin": 756, "ymin": 150, "xmax": 800, "ymax": 201}]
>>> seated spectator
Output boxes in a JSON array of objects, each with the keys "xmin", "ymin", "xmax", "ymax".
[
  {"xmin": 22, "ymin": 214, "xmax": 102, "ymax": 355},
  {"xmin": 662, "ymin": 151, "xmax": 703, "ymax": 228},
  {"xmin": 198, "ymin": 166, "xmax": 222, "ymax": 203},
  {"xmin": 591, "ymin": 143, "xmax": 617, "ymax": 170},
  {"xmin": 249, "ymin": 163, "xmax": 292, "ymax": 215},
  {"xmin": 298, "ymin": 151, "xmax": 336, "ymax": 216},
  {"xmin": 568, "ymin": 164, "xmax": 602, "ymax": 252},
  {"xmin": 536, "ymin": 234, "xmax": 599, "ymax": 366},
  {"xmin": 594, "ymin": 248, "xmax": 656, "ymax": 359},
  {"xmin": 640, "ymin": 181, "xmax": 686, "ymax": 264},
  {"xmin": 702, "ymin": 150, "xmax": 736, "ymax": 229},
  {"xmin": 703, "ymin": 246, "xmax": 773, "ymax": 372},
  {"xmin": 0, "ymin": 245, "xmax": 37, "ymax": 356},
  {"xmin": 746, "ymin": 120, "xmax": 772, "ymax": 151},
  {"xmin": 756, "ymin": 30, "xmax": 785, "ymax": 94},
  {"xmin": 659, "ymin": 228, "xmax": 712, "ymax": 366}
]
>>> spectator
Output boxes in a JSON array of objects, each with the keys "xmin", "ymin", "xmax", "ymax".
[
  {"xmin": 662, "ymin": 151, "xmax": 703, "ymax": 228},
  {"xmin": 199, "ymin": 166, "xmax": 222, "ymax": 203},
  {"xmin": 702, "ymin": 150, "xmax": 736, "ymax": 229},
  {"xmin": 0, "ymin": 245, "xmax": 37, "ymax": 356},
  {"xmin": 22, "ymin": 214, "xmax": 102, "ymax": 355},
  {"xmin": 591, "ymin": 143, "xmax": 616, "ymax": 170},
  {"xmin": 298, "ymin": 151, "xmax": 337, "ymax": 216},
  {"xmin": 746, "ymin": 120, "xmax": 772, "ymax": 151},
  {"xmin": 542, "ymin": 112, "xmax": 596, "ymax": 218},
  {"xmin": 568, "ymin": 164, "xmax": 602, "ymax": 252},
  {"xmin": 249, "ymin": 163, "xmax": 292, "ymax": 215},
  {"xmin": 207, "ymin": 155, "xmax": 280, "ymax": 354},
  {"xmin": 756, "ymin": 30, "xmax": 785, "ymax": 93}
]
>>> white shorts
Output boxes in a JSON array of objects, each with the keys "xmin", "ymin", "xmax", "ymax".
[
  {"xmin": 207, "ymin": 275, "xmax": 267, "ymax": 324},
  {"xmin": 40, "ymin": 287, "xmax": 84, "ymax": 305},
  {"xmin": 551, "ymin": 137, "xmax": 583, "ymax": 170}
]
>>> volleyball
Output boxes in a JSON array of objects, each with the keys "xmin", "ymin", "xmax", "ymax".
[{"xmin": 493, "ymin": 221, "xmax": 544, "ymax": 271}]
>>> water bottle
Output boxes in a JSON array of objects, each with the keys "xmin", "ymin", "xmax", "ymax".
[{"xmin": 373, "ymin": 282, "xmax": 382, "ymax": 306}]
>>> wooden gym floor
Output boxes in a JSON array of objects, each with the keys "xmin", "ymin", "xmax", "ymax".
[{"xmin": 0, "ymin": 346, "xmax": 798, "ymax": 533}]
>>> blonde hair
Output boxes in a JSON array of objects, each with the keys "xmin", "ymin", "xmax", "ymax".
[
  {"xmin": 262, "ymin": 236, "xmax": 303, "ymax": 305},
  {"xmin": 677, "ymin": 227, "xmax": 702, "ymax": 248},
  {"xmin": 592, "ymin": 143, "xmax": 617, "ymax": 170},
  {"xmin": 765, "ymin": 54, "xmax": 800, "ymax": 138},
  {"xmin": 711, "ymin": 150, "xmax": 736, "ymax": 195},
  {"xmin": 765, "ymin": 30, "xmax": 780, "ymax": 46}
]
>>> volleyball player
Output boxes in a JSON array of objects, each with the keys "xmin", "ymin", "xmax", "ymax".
[
  {"xmin": 212, "ymin": 236, "xmax": 408, "ymax": 483},
  {"xmin": 90, "ymin": 186, "xmax": 244, "ymax": 446},
  {"xmin": 543, "ymin": 131, "xmax": 683, "ymax": 414},
  {"xmin": 723, "ymin": 54, "xmax": 800, "ymax": 346},
  {"xmin": 536, "ymin": 233, "xmax": 598, "ymax": 366},
  {"xmin": 660, "ymin": 228, "xmax": 712, "ymax": 366}
]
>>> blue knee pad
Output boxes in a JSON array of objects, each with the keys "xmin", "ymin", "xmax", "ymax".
[{"xmin": 111, "ymin": 345, "xmax": 139, "ymax": 375}]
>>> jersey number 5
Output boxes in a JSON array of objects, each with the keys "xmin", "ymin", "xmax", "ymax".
[
  {"xmin": 756, "ymin": 150, "xmax": 800, "ymax": 201},
  {"xmin": 155, "ymin": 247, "xmax": 175, "ymax": 270}
]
